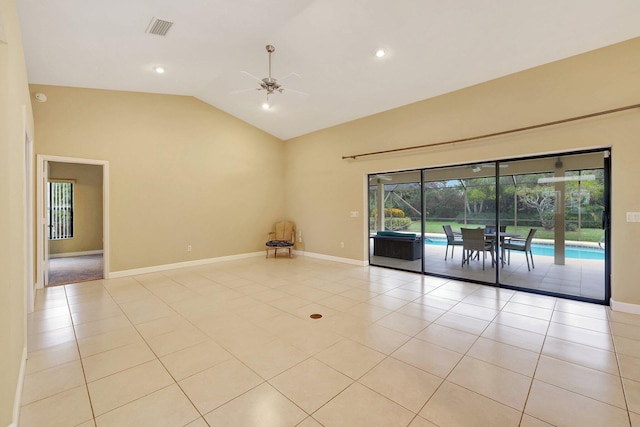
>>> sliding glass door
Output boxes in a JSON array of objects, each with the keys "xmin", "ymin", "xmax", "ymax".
[
  {"xmin": 422, "ymin": 164, "xmax": 497, "ymax": 283},
  {"xmin": 368, "ymin": 170, "xmax": 422, "ymax": 274},
  {"xmin": 497, "ymin": 152, "xmax": 607, "ymax": 300},
  {"xmin": 368, "ymin": 149, "xmax": 610, "ymax": 304}
]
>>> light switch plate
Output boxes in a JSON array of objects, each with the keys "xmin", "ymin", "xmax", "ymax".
[{"xmin": 626, "ymin": 212, "xmax": 640, "ymax": 222}]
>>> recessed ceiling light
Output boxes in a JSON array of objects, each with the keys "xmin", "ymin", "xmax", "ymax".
[
  {"xmin": 375, "ymin": 49, "xmax": 386, "ymax": 58},
  {"xmin": 153, "ymin": 66, "xmax": 166, "ymax": 74}
]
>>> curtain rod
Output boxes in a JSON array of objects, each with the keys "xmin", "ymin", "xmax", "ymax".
[{"xmin": 341, "ymin": 103, "xmax": 640, "ymax": 160}]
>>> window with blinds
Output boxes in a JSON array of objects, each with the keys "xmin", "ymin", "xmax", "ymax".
[{"xmin": 48, "ymin": 181, "xmax": 74, "ymax": 240}]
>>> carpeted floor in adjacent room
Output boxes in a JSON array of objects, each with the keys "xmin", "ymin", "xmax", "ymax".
[{"xmin": 47, "ymin": 254, "xmax": 103, "ymax": 286}]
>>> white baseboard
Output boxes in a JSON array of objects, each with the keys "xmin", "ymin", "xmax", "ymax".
[
  {"xmin": 49, "ymin": 250, "xmax": 104, "ymax": 259},
  {"xmin": 109, "ymin": 252, "xmax": 264, "ymax": 278},
  {"xmin": 9, "ymin": 346, "xmax": 27, "ymax": 427},
  {"xmin": 109, "ymin": 250, "xmax": 368, "ymax": 278},
  {"xmin": 610, "ymin": 298, "xmax": 640, "ymax": 315},
  {"xmin": 295, "ymin": 250, "xmax": 367, "ymax": 266}
]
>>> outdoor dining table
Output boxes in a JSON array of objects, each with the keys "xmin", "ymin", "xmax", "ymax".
[{"xmin": 485, "ymin": 232, "xmax": 521, "ymax": 266}]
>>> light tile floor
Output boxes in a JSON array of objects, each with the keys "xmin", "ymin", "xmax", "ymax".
[{"xmin": 20, "ymin": 256, "xmax": 640, "ymax": 427}]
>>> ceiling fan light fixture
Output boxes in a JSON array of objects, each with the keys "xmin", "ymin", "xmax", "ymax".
[
  {"xmin": 261, "ymin": 101, "xmax": 271, "ymax": 110},
  {"xmin": 237, "ymin": 45, "xmax": 303, "ymax": 99}
]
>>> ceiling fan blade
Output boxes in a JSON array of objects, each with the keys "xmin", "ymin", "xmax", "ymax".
[
  {"xmin": 282, "ymin": 87, "xmax": 308, "ymax": 96},
  {"xmin": 278, "ymin": 72, "xmax": 302, "ymax": 85},
  {"xmin": 370, "ymin": 174, "xmax": 392, "ymax": 181},
  {"xmin": 231, "ymin": 87, "xmax": 259, "ymax": 95},
  {"xmin": 479, "ymin": 163, "xmax": 509, "ymax": 169},
  {"xmin": 240, "ymin": 70, "xmax": 264, "ymax": 83}
]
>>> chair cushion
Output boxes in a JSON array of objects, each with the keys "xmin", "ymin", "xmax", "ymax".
[
  {"xmin": 376, "ymin": 231, "xmax": 417, "ymax": 239},
  {"xmin": 266, "ymin": 240, "xmax": 294, "ymax": 247},
  {"xmin": 503, "ymin": 242, "xmax": 525, "ymax": 250}
]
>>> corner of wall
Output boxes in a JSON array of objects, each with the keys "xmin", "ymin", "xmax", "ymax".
[{"xmin": 9, "ymin": 346, "xmax": 27, "ymax": 427}]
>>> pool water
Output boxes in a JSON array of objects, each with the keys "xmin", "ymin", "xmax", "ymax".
[
  {"xmin": 424, "ymin": 237, "xmax": 604, "ymax": 260},
  {"xmin": 530, "ymin": 243, "xmax": 604, "ymax": 260}
]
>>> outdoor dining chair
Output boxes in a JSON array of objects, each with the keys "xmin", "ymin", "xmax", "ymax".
[
  {"xmin": 502, "ymin": 228, "xmax": 537, "ymax": 270},
  {"xmin": 461, "ymin": 228, "xmax": 494, "ymax": 270},
  {"xmin": 443, "ymin": 225, "xmax": 463, "ymax": 260}
]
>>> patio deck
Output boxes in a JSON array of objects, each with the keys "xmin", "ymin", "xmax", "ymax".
[{"xmin": 370, "ymin": 238, "xmax": 605, "ymax": 301}]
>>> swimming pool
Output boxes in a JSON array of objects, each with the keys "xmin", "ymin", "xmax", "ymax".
[{"xmin": 424, "ymin": 237, "xmax": 605, "ymax": 260}]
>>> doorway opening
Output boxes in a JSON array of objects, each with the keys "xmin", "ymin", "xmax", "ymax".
[
  {"xmin": 36, "ymin": 155, "xmax": 110, "ymax": 288},
  {"xmin": 47, "ymin": 254, "xmax": 104, "ymax": 286}
]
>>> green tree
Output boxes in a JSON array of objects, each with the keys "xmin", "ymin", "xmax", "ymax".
[{"xmin": 465, "ymin": 178, "xmax": 495, "ymax": 215}]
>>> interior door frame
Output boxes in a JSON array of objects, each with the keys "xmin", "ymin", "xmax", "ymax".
[
  {"xmin": 23, "ymin": 106, "xmax": 34, "ymax": 313},
  {"xmin": 36, "ymin": 155, "xmax": 110, "ymax": 288},
  {"xmin": 603, "ymin": 149, "xmax": 612, "ymax": 304}
]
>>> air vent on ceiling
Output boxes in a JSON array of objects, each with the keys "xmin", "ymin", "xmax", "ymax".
[{"xmin": 146, "ymin": 17, "xmax": 173, "ymax": 36}]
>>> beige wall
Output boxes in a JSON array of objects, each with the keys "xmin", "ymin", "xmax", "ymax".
[
  {"xmin": 48, "ymin": 162, "xmax": 103, "ymax": 255},
  {"xmin": 0, "ymin": 0, "xmax": 34, "ymax": 424},
  {"xmin": 31, "ymin": 85, "xmax": 286, "ymax": 272},
  {"xmin": 285, "ymin": 37, "xmax": 640, "ymax": 305}
]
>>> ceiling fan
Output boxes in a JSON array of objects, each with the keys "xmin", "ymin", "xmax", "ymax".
[
  {"xmin": 370, "ymin": 174, "xmax": 393, "ymax": 182},
  {"xmin": 471, "ymin": 163, "xmax": 509, "ymax": 173},
  {"xmin": 236, "ymin": 45, "xmax": 306, "ymax": 105}
]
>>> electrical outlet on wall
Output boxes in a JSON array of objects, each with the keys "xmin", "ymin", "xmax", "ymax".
[{"xmin": 187, "ymin": 245, "xmax": 192, "ymax": 252}]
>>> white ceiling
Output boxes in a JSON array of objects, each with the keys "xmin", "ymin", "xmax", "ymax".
[{"xmin": 16, "ymin": 0, "xmax": 640, "ymax": 140}]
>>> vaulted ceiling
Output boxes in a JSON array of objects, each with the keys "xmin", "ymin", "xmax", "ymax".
[{"xmin": 16, "ymin": 0, "xmax": 640, "ymax": 140}]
